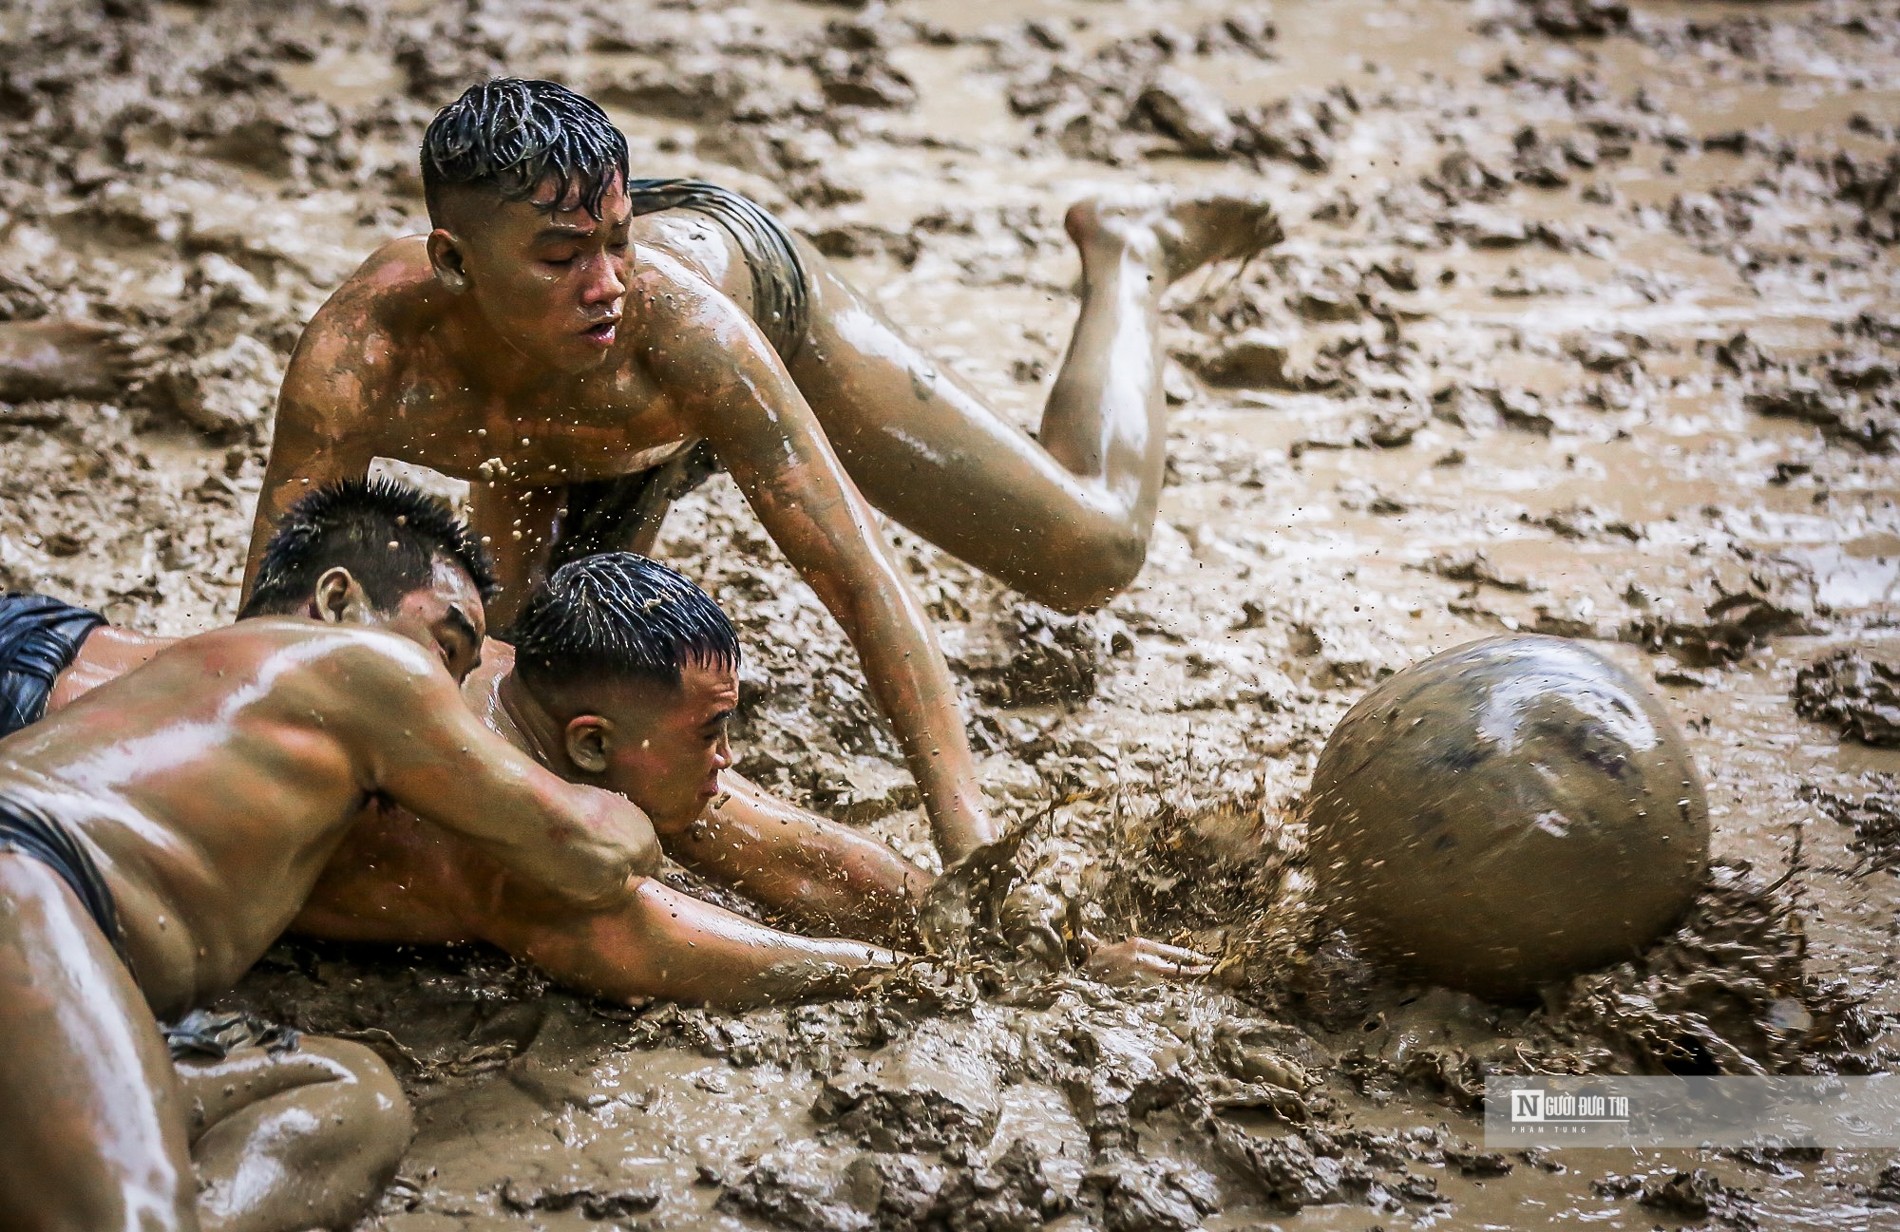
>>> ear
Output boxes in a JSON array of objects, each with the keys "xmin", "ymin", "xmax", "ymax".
[
  {"xmin": 564, "ymin": 714, "xmax": 613, "ymax": 776},
  {"xmin": 426, "ymin": 229, "xmax": 470, "ymax": 293},
  {"xmin": 309, "ymin": 566, "xmax": 374, "ymax": 625}
]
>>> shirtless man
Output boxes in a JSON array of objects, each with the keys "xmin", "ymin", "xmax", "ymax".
[
  {"xmin": 22, "ymin": 539, "xmax": 1191, "ymax": 1006},
  {"xmin": 0, "ymin": 480, "xmax": 663, "ymax": 1230},
  {"xmin": 246, "ymin": 78, "xmax": 1284, "ymax": 869}
]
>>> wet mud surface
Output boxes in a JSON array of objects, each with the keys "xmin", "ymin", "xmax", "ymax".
[{"xmin": 2, "ymin": 0, "xmax": 1899, "ymax": 1226}]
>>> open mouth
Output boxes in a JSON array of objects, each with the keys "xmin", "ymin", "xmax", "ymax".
[{"xmin": 581, "ymin": 318, "xmax": 619, "ymax": 346}]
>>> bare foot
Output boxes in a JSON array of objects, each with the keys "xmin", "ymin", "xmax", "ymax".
[
  {"xmin": 1066, "ymin": 194, "xmax": 1284, "ymax": 286},
  {"xmin": 0, "ymin": 319, "xmax": 131, "ymax": 401}
]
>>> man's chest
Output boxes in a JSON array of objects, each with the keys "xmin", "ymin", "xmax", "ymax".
[{"xmin": 378, "ymin": 365, "xmax": 689, "ymax": 484}]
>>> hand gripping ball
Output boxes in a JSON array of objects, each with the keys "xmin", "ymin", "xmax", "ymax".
[{"xmin": 1307, "ymin": 635, "xmax": 1709, "ymax": 999}]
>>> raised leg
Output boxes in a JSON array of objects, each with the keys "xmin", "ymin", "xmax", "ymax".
[
  {"xmin": 787, "ymin": 196, "xmax": 1282, "ymax": 611},
  {"xmin": 0, "ymin": 854, "xmax": 199, "ymax": 1232},
  {"xmin": 180, "ymin": 1037, "xmax": 414, "ymax": 1232}
]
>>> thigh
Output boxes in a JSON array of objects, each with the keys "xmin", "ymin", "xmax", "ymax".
[
  {"xmin": 0, "ymin": 854, "xmax": 195, "ymax": 1231},
  {"xmin": 649, "ymin": 215, "xmax": 1108, "ymax": 547},
  {"xmin": 784, "ymin": 240, "xmax": 1124, "ymax": 566},
  {"xmin": 468, "ymin": 482, "xmax": 568, "ymax": 626}
]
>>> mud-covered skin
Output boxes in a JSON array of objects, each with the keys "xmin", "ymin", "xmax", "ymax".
[
  {"xmin": 1309, "ymin": 635, "xmax": 1710, "ymax": 998},
  {"xmin": 51, "ymin": 626, "xmax": 1186, "ymax": 1005},
  {"xmin": 176, "ymin": 1037, "xmax": 414, "ymax": 1232},
  {"xmin": 47, "ymin": 623, "xmax": 914, "ymax": 1003},
  {"xmin": 241, "ymin": 155, "xmax": 1279, "ymax": 866},
  {"xmin": 0, "ymin": 573, "xmax": 657, "ymax": 1229}
]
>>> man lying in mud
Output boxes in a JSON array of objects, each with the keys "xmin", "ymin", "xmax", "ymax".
[
  {"xmin": 244, "ymin": 77, "xmax": 1285, "ymax": 871},
  {"xmin": 0, "ymin": 480, "xmax": 661, "ymax": 1231},
  {"xmin": 19, "ymin": 538, "xmax": 1204, "ymax": 1007}
]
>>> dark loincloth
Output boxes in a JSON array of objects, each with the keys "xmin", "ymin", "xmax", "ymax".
[
  {"xmin": 623, "ymin": 177, "xmax": 812, "ymax": 359},
  {"xmin": 0, "ymin": 792, "xmax": 129, "ymax": 966},
  {"xmin": 0, "ymin": 593, "xmax": 104, "ymax": 739}
]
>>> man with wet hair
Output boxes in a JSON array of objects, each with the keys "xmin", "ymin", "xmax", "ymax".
[
  {"xmin": 0, "ymin": 479, "xmax": 660, "ymax": 1231},
  {"xmin": 295, "ymin": 553, "xmax": 1204, "ymax": 996},
  {"xmin": 16, "ymin": 477, "xmax": 493, "ymax": 728},
  {"xmin": 246, "ymin": 77, "xmax": 1285, "ymax": 872},
  {"xmin": 299, "ymin": 550, "xmax": 917, "ymax": 1006},
  {"xmin": 33, "ymin": 545, "xmax": 1189, "ymax": 1007}
]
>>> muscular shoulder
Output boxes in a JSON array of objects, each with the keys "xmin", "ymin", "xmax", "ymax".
[
  {"xmin": 284, "ymin": 238, "xmax": 439, "ymax": 419},
  {"xmin": 184, "ymin": 621, "xmax": 452, "ymax": 710},
  {"xmin": 627, "ymin": 245, "xmax": 773, "ymax": 385}
]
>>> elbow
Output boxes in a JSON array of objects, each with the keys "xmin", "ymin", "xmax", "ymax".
[
  {"xmin": 627, "ymin": 825, "xmax": 663, "ymax": 879},
  {"xmin": 564, "ymin": 870, "xmax": 635, "ymax": 914}
]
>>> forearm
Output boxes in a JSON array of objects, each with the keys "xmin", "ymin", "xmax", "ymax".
[
  {"xmin": 670, "ymin": 773, "xmax": 929, "ymax": 944},
  {"xmin": 495, "ymin": 878, "xmax": 900, "ymax": 1008},
  {"xmin": 467, "ymin": 482, "xmax": 566, "ymax": 628},
  {"xmin": 815, "ymin": 564, "xmax": 996, "ymax": 864},
  {"xmin": 481, "ymin": 784, "xmax": 661, "ymax": 906}
]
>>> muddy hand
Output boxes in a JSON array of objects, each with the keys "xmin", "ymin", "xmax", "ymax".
[
  {"xmin": 1082, "ymin": 934, "xmax": 1215, "ymax": 986},
  {"xmin": 915, "ymin": 828, "xmax": 1030, "ymax": 954}
]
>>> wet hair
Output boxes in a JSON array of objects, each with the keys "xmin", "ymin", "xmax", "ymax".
[
  {"xmin": 511, "ymin": 552, "xmax": 740, "ymax": 695},
  {"xmin": 421, "ymin": 79, "xmax": 629, "ymax": 225},
  {"xmin": 241, "ymin": 478, "xmax": 497, "ymax": 619}
]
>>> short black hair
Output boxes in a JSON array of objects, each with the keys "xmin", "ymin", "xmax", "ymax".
[
  {"xmin": 511, "ymin": 553, "xmax": 740, "ymax": 694},
  {"xmin": 421, "ymin": 79, "xmax": 629, "ymax": 225},
  {"xmin": 241, "ymin": 478, "xmax": 497, "ymax": 619}
]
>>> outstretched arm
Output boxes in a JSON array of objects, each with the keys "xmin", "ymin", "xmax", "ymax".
[
  {"xmin": 663, "ymin": 772, "xmax": 929, "ymax": 946},
  {"xmin": 243, "ymin": 292, "xmax": 382, "ymax": 600},
  {"xmin": 488, "ymin": 875, "xmax": 900, "ymax": 1008},
  {"xmin": 635, "ymin": 252, "xmax": 997, "ymax": 864},
  {"xmin": 351, "ymin": 642, "xmax": 660, "ymax": 909}
]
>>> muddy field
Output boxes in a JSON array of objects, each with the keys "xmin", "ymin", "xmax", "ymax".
[{"xmin": 3, "ymin": 0, "xmax": 1899, "ymax": 1227}]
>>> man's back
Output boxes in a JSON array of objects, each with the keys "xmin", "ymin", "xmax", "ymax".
[{"xmin": 0, "ymin": 619, "xmax": 448, "ymax": 1014}]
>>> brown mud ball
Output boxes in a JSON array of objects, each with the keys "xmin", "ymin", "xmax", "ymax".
[{"xmin": 1308, "ymin": 635, "xmax": 1709, "ymax": 1000}]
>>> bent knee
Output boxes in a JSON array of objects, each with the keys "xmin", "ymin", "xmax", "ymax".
[
  {"xmin": 302, "ymin": 1037, "xmax": 415, "ymax": 1150},
  {"xmin": 1027, "ymin": 531, "xmax": 1147, "ymax": 613}
]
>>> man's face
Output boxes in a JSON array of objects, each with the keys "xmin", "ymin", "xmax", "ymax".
[
  {"xmin": 382, "ymin": 556, "xmax": 488, "ymax": 683},
  {"xmin": 589, "ymin": 659, "xmax": 737, "ymax": 830},
  {"xmin": 441, "ymin": 174, "xmax": 632, "ymax": 375}
]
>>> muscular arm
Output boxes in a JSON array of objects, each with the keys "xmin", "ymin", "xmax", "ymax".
[
  {"xmin": 346, "ymin": 640, "xmax": 660, "ymax": 909},
  {"xmin": 243, "ymin": 283, "xmax": 386, "ymax": 600},
  {"xmin": 487, "ymin": 876, "xmax": 899, "ymax": 1008},
  {"xmin": 467, "ymin": 483, "xmax": 567, "ymax": 629},
  {"xmin": 664, "ymin": 772, "xmax": 929, "ymax": 946},
  {"xmin": 635, "ymin": 253, "xmax": 997, "ymax": 864}
]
